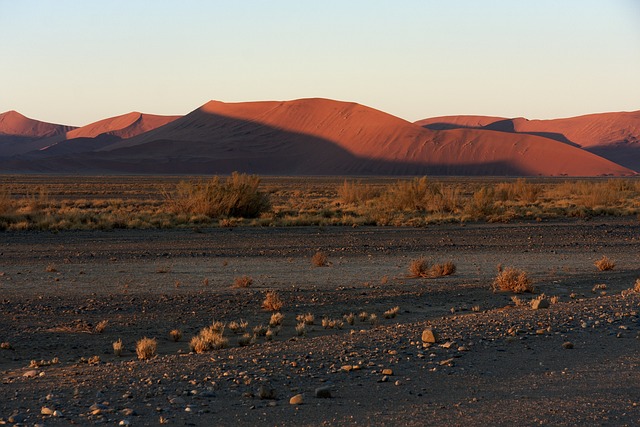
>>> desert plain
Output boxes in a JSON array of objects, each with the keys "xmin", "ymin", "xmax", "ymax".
[{"xmin": 1, "ymin": 176, "xmax": 639, "ymax": 426}]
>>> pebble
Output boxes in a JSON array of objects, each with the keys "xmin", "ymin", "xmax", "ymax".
[
  {"xmin": 41, "ymin": 407, "xmax": 54, "ymax": 415},
  {"xmin": 381, "ymin": 369, "xmax": 393, "ymax": 376},
  {"xmin": 289, "ymin": 394, "xmax": 304, "ymax": 405},
  {"xmin": 422, "ymin": 328, "xmax": 438, "ymax": 343},
  {"xmin": 562, "ymin": 341, "xmax": 574, "ymax": 349},
  {"xmin": 23, "ymin": 370, "xmax": 38, "ymax": 378}
]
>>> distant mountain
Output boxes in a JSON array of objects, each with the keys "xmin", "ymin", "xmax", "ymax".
[
  {"xmin": 0, "ymin": 101, "xmax": 636, "ymax": 176},
  {"xmin": 417, "ymin": 111, "xmax": 640, "ymax": 171}
]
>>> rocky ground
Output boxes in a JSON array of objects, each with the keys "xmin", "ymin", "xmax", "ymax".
[{"xmin": 1, "ymin": 219, "xmax": 639, "ymax": 426}]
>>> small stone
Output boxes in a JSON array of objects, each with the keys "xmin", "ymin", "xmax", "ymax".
[
  {"xmin": 380, "ymin": 375, "xmax": 388, "ymax": 382},
  {"xmin": 439, "ymin": 358, "xmax": 455, "ymax": 366},
  {"xmin": 314, "ymin": 386, "xmax": 331, "ymax": 398},
  {"xmin": 8, "ymin": 414, "xmax": 26, "ymax": 423},
  {"xmin": 23, "ymin": 370, "xmax": 38, "ymax": 378},
  {"xmin": 536, "ymin": 329, "xmax": 546, "ymax": 335},
  {"xmin": 381, "ymin": 369, "xmax": 393, "ymax": 376},
  {"xmin": 169, "ymin": 397, "xmax": 185, "ymax": 404},
  {"xmin": 119, "ymin": 420, "xmax": 131, "ymax": 426},
  {"xmin": 394, "ymin": 380, "xmax": 402, "ymax": 386},
  {"xmin": 531, "ymin": 298, "xmax": 550, "ymax": 310},
  {"xmin": 90, "ymin": 403, "xmax": 109, "ymax": 412},
  {"xmin": 289, "ymin": 394, "xmax": 304, "ymax": 405},
  {"xmin": 341, "ymin": 365, "xmax": 352, "ymax": 372},
  {"xmin": 422, "ymin": 328, "xmax": 438, "ymax": 343},
  {"xmin": 441, "ymin": 341, "xmax": 455, "ymax": 349},
  {"xmin": 562, "ymin": 341, "xmax": 574, "ymax": 349},
  {"xmin": 53, "ymin": 410, "xmax": 63, "ymax": 417},
  {"xmin": 41, "ymin": 407, "xmax": 54, "ymax": 415},
  {"xmin": 122, "ymin": 408, "xmax": 136, "ymax": 416}
]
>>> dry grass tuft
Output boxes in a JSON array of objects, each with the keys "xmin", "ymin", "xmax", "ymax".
[
  {"xmin": 112, "ymin": 339, "xmax": 123, "ymax": 356},
  {"xmin": 635, "ymin": 279, "xmax": 640, "ymax": 292},
  {"xmin": 594, "ymin": 256, "xmax": 615, "ymax": 271},
  {"xmin": 492, "ymin": 267, "xmax": 534, "ymax": 293},
  {"xmin": 409, "ymin": 258, "xmax": 456, "ymax": 278},
  {"xmin": 189, "ymin": 326, "xmax": 229, "ymax": 353},
  {"xmin": 45, "ymin": 264, "xmax": 58, "ymax": 273},
  {"xmin": 0, "ymin": 342, "xmax": 12, "ymax": 350},
  {"xmin": 311, "ymin": 251, "xmax": 329, "ymax": 267},
  {"xmin": 295, "ymin": 322, "xmax": 307, "ymax": 336},
  {"xmin": 369, "ymin": 313, "xmax": 378, "ymax": 325},
  {"xmin": 169, "ymin": 329, "xmax": 182, "ymax": 342},
  {"xmin": 136, "ymin": 337, "xmax": 157, "ymax": 360},
  {"xmin": 228, "ymin": 320, "xmax": 249, "ymax": 334},
  {"xmin": 430, "ymin": 261, "xmax": 456, "ymax": 277},
  {"xmin": 269, "ymin": 312, "xmax": 284, "ymax": 327},
  {"xmin": 358, "ymin": 311, "xmax": 369, "ymax": 322},
  {"xmin": 344, "ymin": 313, "xmax": 355, "ymax": 325},
  {"xmin": 94, "ymin": 320, "xmax": 109, "ymax": 334},
  {"xmin": 296, "ymin": 313, "xmax": 314, "ymax": 325},
  {"xmin": 409, "ymin": 258, "xmax": 430, "ymax": 277},
  {"xmin": 262, "ymin": 290, "xmax": 284, "ymax": 312},
  {"xmin": 238, "ymin": 333, "xmax": 254, "ymax": 347},
  {"xmin": 253, "ymin": 324, "xmax": 268, "ymax": 337},
  {"xmin": 233, "ymin": 275, "xmax": 253, "ymax": 288},
  {"xmin": 383, "ymin": 306, "xmax": 400, "ymax": 319}
]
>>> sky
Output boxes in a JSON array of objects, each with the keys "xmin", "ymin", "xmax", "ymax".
[{"xmin": 1, "ymin": 0, "xmax": 639, "ymax": 126}]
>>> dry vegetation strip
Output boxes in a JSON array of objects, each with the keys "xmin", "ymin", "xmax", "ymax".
[{"xmin": 1, "ymin": 175, "xmax": 640, "ymax": 230}]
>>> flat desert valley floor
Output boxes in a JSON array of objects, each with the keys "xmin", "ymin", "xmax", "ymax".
[{"xmin": 1, "ymin": 219, "xmax": 639, "ymax": 425}]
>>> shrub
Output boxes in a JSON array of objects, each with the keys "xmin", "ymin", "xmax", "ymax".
[
  {"xmin": 383, "ymin": 306, "xmax": 400, "ymax": 319},
  {"xmin": 296, "ymin": 313, "xmax": 314, "ymax": 325},
  {"xmin": 238, "ymin": 333, "xmax": 253, "ymax": 346},
  {"xmin": 136, "ymin": 337, "xmax": 157, "ymax": 360},
  {"xmin": 253, "ymin": 324, "xmax": 268, "ymax": 336},
  {"xmin": 94, "ymin": 320, "xmax": 109, "ymax": 334},
  {"xmin": 311, "ymin": 251, "xmax": 328, "ymax": 267},
  {"xmin": 409, "ymin": 258, "xmax": 456, "ymax": 278},
  {"xmin": 295, "ymin": 322, "xmax": 306, "ymax": 336},
  {"xmin": 233, "ymin": 275, "xmax": 253, "ymax": 288},
  {"xmin": 262, "ymin": 291, "xmax": 284, "ymax": 312},
  {"xmin": 337, "ymin": 180, "xmax": 380, "ymax": 204},
  {"xmin": 492, "ymin": 267, "xmax": 534, "ymax": 293},
  {"xmin": 409, "ymin": 258, "xmax": 430, "ymax": 277},
  {"xmin": 169, "ymin": 329, "xmax": 182, "ymax": 342},
  {"xmin": 269, "ymin": 312, "xmax": 284, "ymax": 327},
  {"xmin": 594, "ymin": 256, "xmax": 615, "ymax": 271},
  {"xmin": 112, "ymin": 339, "xmax": 123, "ymax": 356},
  {"xmin": 164, "ymin": 172, "xmax": 271, "ymax": 218},
  {"xmin": 344, "ymin": 313, "xmax": 355, "ymax": 325},
  {"xmin": 358, "ymin": 311, "xmax": 369, "ymax": 322},
  {"xmin": 190, "ymin": 326, "xmax": 228, "ymax": 353},
  {"xmin": 430, "ymin": 261, "xmax": 456, "ymax": 277}
]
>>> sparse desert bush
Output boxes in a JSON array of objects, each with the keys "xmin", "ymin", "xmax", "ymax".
[
  {"xmin": 378, "ymin": 177, "xmax": 442, "ymax": 212},
  {"xmin": 635, "ymin": 279, "xmax": 640, "ymax": 292},
  {"xmin": 163, "ymin": 172, "xmax": 271, "ymax": 218},
  {"xmin": 311, "ymin": 251, "xmax": 328, "ymax": 267},
  {"xmin": 409, "ymin": 258, "xmax": 430, "ymax": 277},
  {"xmin": 190, "ymin": 326, "xmax": 229, "ymax": 353},
  {"xmin": 592, "ymin": 283, "xmax": 608, "ymax": 293},
  {"xmin": 383, "ymin": 306, "xmax": 400, "ymax": 319},
  {"xmin": 594, "ymin": 256, "xmax": 615, "ymax": 271},
  {"xmin": 321, "ymin": 317, "xmax": 331, "ymax": 329},
  {"xmin": 45, "ymin": 264, "xmax": 57, "ymax": 273},
  {"xmin": 358, "ymin": 311, "xmax": 369, "ymax": 322},
  {"xmin": 253, "ymin": 324, "xmax": 268, "ymax": 336},
  {"xmin": 0, "ymin": 342, "xmax": 11, "ymax": 350},
  {"xmin": 269, "ymin": 312, "xmax": 284, "ymax": 327},
  {"xmin": 337, "ymin": 180, "xmax": 380, "ymax": 204},
  {"xmin": 265, "ymin": 329, "xmax": 274, "ymax": 341},
  {"xmin": 233, "ymin": 275, "xmax": 253, "ymax": 288},
  {"xmin": 169, "ymin": 329, "xmax": 182, "ymax": 342},
  {"xmin": 369, "ymin": 313, "xmax": 378, "ymax": 325},
  {"xmin": 295, "ymin": 322, "xmax": 307, "ymax": 336},
  {"xmin": 492, "ymin": 267, "xmax": 534, "ymax": 293},
  {"xmin": 495, "ymin": 178, "xmax": 541, "ymax": 203},
  {"xmin": 344, "ymin": 313, "xmax": 355, "ymax": 325},
  {"xmin": 113, "ymin": 339, "xmax": 123, "ymax": 356},
  {"xmin": 262, "ymin": 290, "xmax": 284, "ymax": 312},
  {"xmin": 94, "ymin": 320, "xmax": 109, "ymax": 334},
  {"xmin": 296, "ymin": 313, "xmax": 314, "ymax": 325},
  {"xmin": 136, "ymin": 337, "xmax": 157, "ymax": 360},
  {"xmin": 228, "ymin": 320, "xmax": 248, "ymax": 334},
  {"xmin": 510, "ymin": 296, "xmax": 525, "ymax": 306},
  {"xmin": 430, "ymin": 261, "xmax": 456, "ymax": 277}
]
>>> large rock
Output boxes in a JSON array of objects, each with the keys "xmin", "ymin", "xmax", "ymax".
[
  {"xmin": 531, "ymin": 298, "xmax": 550, "ymax": 310},
  {"xmin": 421, "ymin": 328, "xmax": 438, "ymax": 343}
]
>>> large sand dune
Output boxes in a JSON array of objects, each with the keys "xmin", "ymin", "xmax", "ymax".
[
  {"xmin": 0, "ymin": 110, "xmax": 77, "ymax": 156},
  {"xmin": 1, "ymin": 100, "xmax": 637, "ymax": 175}
]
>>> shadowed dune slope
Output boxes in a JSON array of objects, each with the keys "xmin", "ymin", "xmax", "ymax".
[
  {"xmin": 0, "ymin": 110, "xmax": 77, "ymax": 156},
  {"xmin": 417, "ymin": 111, "xmax": 640, "ymax": 171},
  {"xmin": 65, "ymin": 112, "xmax": 181, "ymax": 140},
  {"xmin": 95, "ymin": 98, "xmax": 633, "ymax": 176}
]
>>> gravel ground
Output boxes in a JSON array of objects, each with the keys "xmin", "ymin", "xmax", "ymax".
[{"xmin": 1, "ymin": 219, "xmax": 639, "ymax": 426}]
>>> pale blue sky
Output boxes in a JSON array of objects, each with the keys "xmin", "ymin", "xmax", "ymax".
[{"xmin": 1, "ymin": 0, "xmax": 638, "ymax": 126}]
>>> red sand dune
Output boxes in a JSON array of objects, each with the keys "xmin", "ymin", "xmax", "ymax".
[
  {"xmin": 100, "ymin": 98, "xmax": 634, "ymax": 176},
  {"xmin": 417, "ymin": 111, "xmax": 640, "ymax": 171},
  {"xmin": 0, "ymin": 110, "xmax": 75, "ymax": 139},
  {"xmin": 65, "ymin": 112, "xmax": 180, "ymax": 140}
]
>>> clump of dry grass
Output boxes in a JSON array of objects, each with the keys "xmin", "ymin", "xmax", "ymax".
[
  {"xmin": 344, "ymin": 313, "xmax": 355, "ymax": 325},
  {"xmin": 295, "ymin": 322, "xmax": 307, "ymax": 336},
  {"xmin": 311, "ymin": 251, "xmax": 328, "ymax": 267},
  {"xmin": 296, "ymin": 313, "xmax": 314, "ymax": 325},
  {"xmin": 409, "ymin": 258, "xmax": 456, "ymax": 278},
  {"xmin": 510, "ymin": 296, "xmax": 525, "ymax": 306},
  {"xmin": 233, "ymin": 275, "xmax": 253, "ymax": 288},
  {"xmin": 269, "ymin": 312, "xmax": 284, "ymax": 327},
  {"xmin": 228, "ymin": 320, "xmax": 248, "ymax": 334},
  {"xmin": 45, "ymin": 264, "xmax": 57, "ymax": 273},
  {"xmin": 164, "ymin": 172, "xmax": 271, "ymax": 218},
  {"xmin": 136, "ymin": 337, "xmax": 157, "ymax": 360},
  {"xmin": 592, "ymin": 283, "xmax": 607, "ymax": 293},
  {"xmin": 262, "ymin": 290, "xmax": 284, "ymax": 312},
  {"xmin": 94, "ymin": 320, "xmax": 109, "ymax": 334},
  {"xmin": 112, "ymin": 339, "xmax": 123, "ymax": 356},
  {"xmin": 0, "ymin": 342, "xmax": 12, "ymax": 350},
  {"xmin": 358, "ymin": 311, "xmax": 369, "ymax": 322},
  {"xmin": 635, "ymin": 279, "xmax": 640, "ymax": 292},
  {"xmin": 383, "ymin": 306, "xmax": 400, "ymax": 319},
  {"xmin": 189, "ymin": 326, "xmax": 229, "ymax": 353},
  {"xmin": 253, "ymin": 324, "xmax": 268, "ymax": 337},
  {"xmin": 169, "ymin": 329, "xmax": 182, "ymax": 342},
  {"xmin": 337, "ymin": 180, "xmax": 380, "ymax": 204},
  {"xmin": 369, "ymin": 313, "xmax": 378, "ymax": 325},
  {"xmin": 594, "ymin": 256, "xmax": 615, "ymax": 271},
  {"xmin": 492, "ymin": 267, "xmax": 534, "ymax": 293},
  {"xmin": 238, "ymin": 333, "xmax": 253, "ymax": 347}
]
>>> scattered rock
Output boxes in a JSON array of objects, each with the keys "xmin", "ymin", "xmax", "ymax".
[
  {"xmin": 531, "ymin": 298, "xmax": 550, "ymax": 310},
  {"xmin": 8, "ymin": 414, "xmax": 26, "ymax": 423},
  {"xmin": 422, "ymin": 328, "xmax": 438, "ymax": 343},
  {"xmin": 23, "ymin": 370, "xmax": 38, "ymax": 378},
  {"xmin": 41, "ymin": 407, "xmax": 54, "ymax": 415},
  {"xmin": 53, "ymin": 410, "xmax": 63, "ymax": 417},
  {"xmin": 289, "ymin": 394, "xmax": 304, "ymax": 405},
  {"xmin": 562, "ymin": 341, "xmax": 574, "ymax": 349},
  {"xmin": 315, "ymin": 386, "xmax": 332, "ymax": 398},
  {"xmin": 381, "ymin": 369, "xmax": 393, "ymax": 376}
]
